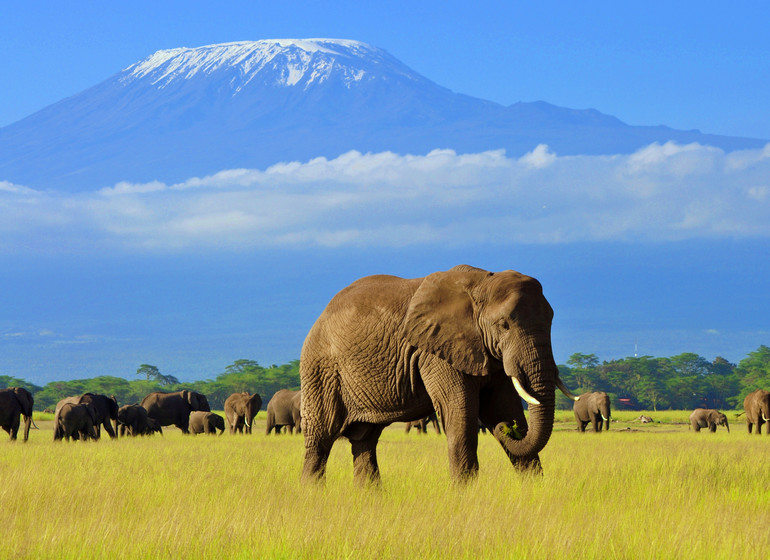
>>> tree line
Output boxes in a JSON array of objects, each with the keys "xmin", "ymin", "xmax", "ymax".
[
  {"xmin": 2, "ymin": 345, "xmax": 769, "ymax": 412},
  {"xmin": 556, "ymin": 345, "xmax": 770, "ymax": 411}
]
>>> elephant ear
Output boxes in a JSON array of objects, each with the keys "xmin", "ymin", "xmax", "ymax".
[
  {"xmin": 13, "ymin": 388, "xmax": 33, "ymax": 417},
  {"xmin": 401, "ymin": 267, "xmax": 492, "ymax": 376}
]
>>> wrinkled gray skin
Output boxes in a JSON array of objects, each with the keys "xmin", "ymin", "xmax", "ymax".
[
  {"xmin": 743, "ymin": 389, "xmax": 770, "ymax": 435},
  {"xmin": 689, "ymin": 408, "xmax": 729, "ymax": 433},
  {"xmin": 405, "ymin": 411, "xmax": 441, "ymax": 434},
  {"xmin": 56, "ymin": 403, "xmax": 98, "ymax": 441},
  {"xmin": 53, "ymin": 393, "xmax": 118, "ymax": 440},
  {"xmin": 188, "ymin": 411, "xmax": 225, "ymax": 435},
  {"xmin": 140, "ymin": 390, "xmax": 210, "ymax": 433},
  {"xmin": 0, "ymin": 387, "xmax": 34, "ymax": 442},
  {"xmin": 117, "ymin": 404, "xmax": 163, "ymax": 436},
  {"xmin": 300, "ymin": 265, "xmax": 577, "ymax": 485},
  {"xmin": 573, "ymin": 391, "xmax": 611, "ymax": 432},
  {"xmin": 266, "ymin": 389, "xmax": 302, "ymax": 435},
  {"xmin": 224, "ymin": 392, "xmax": 262, "ymax": 434}
]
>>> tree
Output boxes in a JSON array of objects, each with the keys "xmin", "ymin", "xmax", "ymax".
[
  {"xmin": 137, "ymin": 364, "xmax": 161, "ymax": 381},
  {"xmin": 566, "ymin": 353, "xmax": 601, "ymax": 391},
  {"xmin": 136, "ymin": 364, "xmax": 178, "ymax": 386},
  {"xmin": 735, "ymin": 345, "xmax": 770, "ymax": 398}
]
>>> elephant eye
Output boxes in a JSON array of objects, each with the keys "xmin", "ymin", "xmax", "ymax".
[{"xmin": 498, "ymin": 319, "xmax": 510, "ymax": 330}]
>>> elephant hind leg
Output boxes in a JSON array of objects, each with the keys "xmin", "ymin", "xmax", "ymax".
[
  {"xmin": 346, "ymin": 423, "xmax": 385, "ymax": 486},
  {"xmin": 302, "ymin": 437, "xmax": 334, "ymax": 483}
]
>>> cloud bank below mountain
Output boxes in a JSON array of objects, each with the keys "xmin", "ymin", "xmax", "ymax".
[{"xmin": 3, "ymin": 141, "xmax": 769, "ymax": 253}]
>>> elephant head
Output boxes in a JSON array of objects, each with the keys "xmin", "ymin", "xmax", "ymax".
[
  {"xmin": 12, "ymin": 388, "xmax": 34, "ymax": 442},
  {"xmin": 244, "ymin": 393, "xmax": 262, "ymax": 429},
  {"xmin": 712, "ymin": 410, "xmax": 729, "ymax": 432},
  {"xmin": 184, "ymin": 391, "xmax": 211, "ymax": 412},
  {"xmin": 403, "ymin": 266, "xmax": 577, "ymax": 465}
]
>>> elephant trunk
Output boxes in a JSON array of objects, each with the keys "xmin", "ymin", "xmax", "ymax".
[{"xmin": 495, "ymin": 348, "xmax": 557, "ymax": 466}]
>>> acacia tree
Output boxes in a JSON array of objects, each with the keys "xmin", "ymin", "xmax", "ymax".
[{"xmin": 136, "ymin": 364, "xmax": 179, "ymax": 386}]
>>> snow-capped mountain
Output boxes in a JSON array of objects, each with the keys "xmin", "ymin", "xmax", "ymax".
[
  {"xmin": 0, "ymin": 38, "xmax": 765, "ymax": 191},
  {"xmin": 121, "ymin": 39, "xmax": 428, "ymax": 91}
]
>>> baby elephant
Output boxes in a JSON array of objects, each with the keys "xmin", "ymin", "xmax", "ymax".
[
  {"xmin": 689, "ymin": 408, "xmax": 729, "ymax": 433},
  {"xmin": 56, "ymin": 403, "xmax": 99, "ymax": 441},
  {"xmin": 188, "ymin": 411, "xmax": 225, "ymax": 435}
]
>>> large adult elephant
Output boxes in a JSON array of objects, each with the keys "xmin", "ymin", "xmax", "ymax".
[
  {"xmin": 689, "ymin": 408, "xmax": 729, "ymax": 432},
  {"xmin": 573, "ymin": 391, "xmax": 611, "ymax": 432},
  {"xmin": 0, "ymin": 387, "xmax": 34, "ymax": 442},
  {"xmin": 53, "ymin": 393, "xmax": 118, "ymax": 440},
  {"xmin": 140, "ymin": 390, "xmax": 210, "ymax": 434},
  {"xmin": 743, "ymin": 389, "xmax": 770, "ymax": 435},
  {"xmin": 224, "ymin": 392, "xmax": 262, "ymax": 434},
  {"xmin": 266, "ymin": 389, "xmax": 302, "ymax": 435},
  {"xmin": 55, "ymin": 403, "xmax": 98, "ymax": 441},
  {"xmin": 299, "ymin": 265, "xmax": 578, "ymax": 485},
  {"xmin": 117, "ymin": 404, "xmax": 163, "ymax": 436}
]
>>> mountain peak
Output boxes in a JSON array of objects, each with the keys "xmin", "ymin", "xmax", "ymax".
[{"xmin": 120, "ymin": 39, "xmax": 417, "ymax": 91}]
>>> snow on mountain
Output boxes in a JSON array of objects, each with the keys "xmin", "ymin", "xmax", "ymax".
[
  {"xmin": 121, "ymin": 39, "xmax": 425, "ymax": 91},
  {"xmin": 0, "ymin": 39, "xmax": 766, "ymax": 192}
]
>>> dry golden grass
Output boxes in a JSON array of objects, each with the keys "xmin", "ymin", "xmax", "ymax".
[{"xmin": 1, "ymin": 412, "xmax": 767, "ymax": 559}]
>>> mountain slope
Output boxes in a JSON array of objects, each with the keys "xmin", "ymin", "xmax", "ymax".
[{"xmin": 0, "ymin": 38, "xmax": 765, "ymax": 191}]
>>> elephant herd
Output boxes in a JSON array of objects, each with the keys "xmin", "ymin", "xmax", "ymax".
[
  {"xmin": 570, "ymin": 389, "xmax": 770, "ymax": 435},
  {"xmin": 0, "ymin": 387, "xmax": 304, "ymax": 442}
]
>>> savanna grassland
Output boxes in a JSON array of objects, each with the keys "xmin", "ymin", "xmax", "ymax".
[{"xmin": 2, "ymin": 411, "xmax": 768, "ymax": 559}]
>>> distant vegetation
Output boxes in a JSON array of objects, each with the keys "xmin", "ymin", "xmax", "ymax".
[
  {"xmin": 556, "ymin": 344, "xmax": 770, "ymax": 411},
  {"xmin": 1, "ymin": 345, "xmax": 768, "ymax": 412}
]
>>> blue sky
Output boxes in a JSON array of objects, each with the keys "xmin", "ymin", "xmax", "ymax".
[
  {"xmin": 2, "ymin": 2, "xmax": 769, "ymax": 385},
  {"xmin": 2, "ymin": 1, "xmax": 769, "ymax": 138}
]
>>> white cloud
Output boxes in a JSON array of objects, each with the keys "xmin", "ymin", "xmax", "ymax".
[{"xmin": 1, "ymin": 141, "xmax": 769, "ymax": 252}]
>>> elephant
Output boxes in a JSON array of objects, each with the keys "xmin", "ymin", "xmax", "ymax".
[
  {"xmin": 573, "ymin": 391, "xmax": 611, "ymax": 432},
  {"xmin": 188, "ymin": 411, "xmax": 225, "ymax": 435},
  {"xmin": 55, "ymin": 403, "xmax": 98, "ymax": 441},
  {"xmin": 224, "ymin": 392, "xmax": 262, "ymax": 434},
  {"xmin": 117, "ymin": 404, "xmax": 163, "ymax": 436},
  {"xmin": 743, "ymin": 389, "xmax": 770, "ymax": 435},
  {"xmin": 140, "ymin": 390, "xmax": 210, "ymax": 434},
  {"xmin": 0, "ymin": 387, "xmax": 34, "ymax": 442},
  {"xmin": 405, "ymin": 411, "xmax": 441, "ymax": 434},
  {"xmin": 53, "ymin": 393, "xmax": 118, "ymax": 440},
  {"xmin": 689, "ymin": 408, "xmax": 729, "ymax": 432},
  {"xmin": 266, "ymin": 389, "xmax": 302, "ymax": 435},
  {"xmin": 299, "ymin": 265, "xmax": 578, "ymax": 485}
]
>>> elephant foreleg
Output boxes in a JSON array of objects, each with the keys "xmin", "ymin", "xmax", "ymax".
[
  {"xmin": 102, "ymin": 419, "xmax": 117, "ymax": 439},
  {"xmin": 419, "ymin": 356, "xmax": 482, "ymax": 481},
  {"xmin": 591, "ymin": 414, "xmax": 601, "ymax": 432}
]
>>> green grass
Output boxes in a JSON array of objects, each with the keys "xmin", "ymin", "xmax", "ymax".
[{"xmin": 1, "ymin": 413, "xmax": 768, "ymax": 558}]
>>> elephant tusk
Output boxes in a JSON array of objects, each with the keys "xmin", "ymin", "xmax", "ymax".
[
  {"xmin": 601, "ymin": 414, "xmax": 609, "ymax": 421},
  {"xmin": 555, "ymin": 377, "xmax": 579, "ymax": 401},
  {"xmin": 512, "ymin": 377, "xmax": 540, "ymax": 406},
  {"xmin": 763, "ymin": 413, "xmax": 770, "ymax": 422},
  {"xmin": 245, "ymin": 416, "xmax": 251, "ymax": 428}
]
